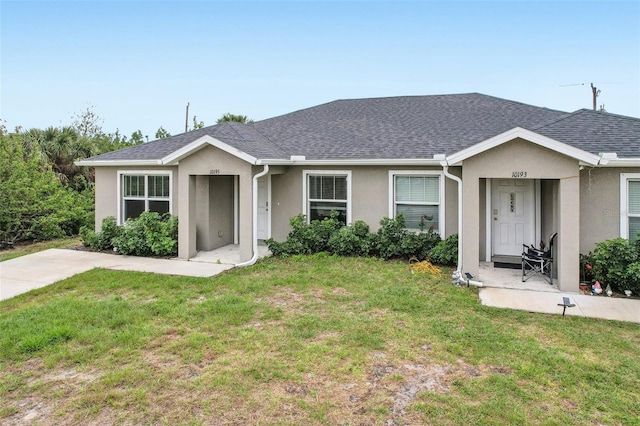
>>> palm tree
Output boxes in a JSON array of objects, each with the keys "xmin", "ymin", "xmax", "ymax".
[
  {"xmin": 20, "ymin": 126, "xmax": 95, "ymax": 190},
  {"xmin": 216, "ymin": 113, "xmax": 254, "ymax": 124}
]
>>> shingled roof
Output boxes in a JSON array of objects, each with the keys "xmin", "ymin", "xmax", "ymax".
[
  {"xmin": 532, "ymin": 109, "xmax": 640, "ymax": 157},
  {"xmin": 82, "ymin": 93, "xmax": 639, "ymax": 163}
]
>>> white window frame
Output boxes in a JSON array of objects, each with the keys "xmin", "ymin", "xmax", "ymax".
[
  {"xmin": 388, "ymin": 170, "xmax": 445, "ymax": 236},
  {"xmin": 302, "ymin": 170, "xmax": 352, "ymax": 224},
  {"xmin": 620, "ymin": 173, "xmax": 640, "ymax": 239},
  {"xmin": 117, "ymin": 170, "xmax": 173, "ymax": 225}
]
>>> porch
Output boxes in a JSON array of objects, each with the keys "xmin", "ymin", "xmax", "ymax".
[
  {"xmin": 189, "ymin": 243, "xmax": 271, "ymax": 266},
  {"xmin": 479, "ymin": 262, "xmax": 561, "ymax": 293}
]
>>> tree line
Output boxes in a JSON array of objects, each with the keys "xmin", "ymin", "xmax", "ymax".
[{"xmin": 0, "ymin": 109, "xmax": 253, "ymax": 247}]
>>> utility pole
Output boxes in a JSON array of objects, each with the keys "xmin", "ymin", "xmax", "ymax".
[
  {"xmin": 185, "ymin": 102, "xmax": 190, "ymax": 133},
  {"xmin": 590, "ymin": 83, "xmax": 600, "ymax": 111}
]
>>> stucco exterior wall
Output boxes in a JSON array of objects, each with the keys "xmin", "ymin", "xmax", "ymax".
[
  {"xmin": 462, "ymin": 139, "xmax": 580, "ymax": 291},
  {"xmin": 177, "ymin": 145, "xmax": 253, "ymax": 260},
  {"xmin": 269, "ymin": 165, "xmax": 459, "ymax": 242},
  {"xmin": 580, "ymin": 167, "xmax": 640, "ymax": 253},
  {"xmin": 194, "ymin": 175, "xmax": 234, "ymax": 251},
  {"xmin": 209, "ymin": 175, "xmax": 234, "ymax": 249},
  {"xmin": 93, "ymin": 166, "xmax": 179, "ymax": 231}
]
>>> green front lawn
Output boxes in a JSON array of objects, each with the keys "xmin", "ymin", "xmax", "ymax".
[{"xmin": 1, "ymin": 255, "xmax": 638, "ymax": 425}]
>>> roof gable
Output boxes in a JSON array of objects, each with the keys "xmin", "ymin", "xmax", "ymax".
[{"xmin": 446, "ymin": 127, "xmax": 601, "ymax": 166}]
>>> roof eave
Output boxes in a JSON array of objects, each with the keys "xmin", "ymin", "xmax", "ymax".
[
  {"xmin": 259, "ymin": 158, "xmax": 445, "ymax": 166},
  {"xmin": 75, "ymin": 159, "xmax": 163, "ymax": 167},
  {"xmin": 597, "ymin": 158, "xmax": 640, "ymax": 167}
]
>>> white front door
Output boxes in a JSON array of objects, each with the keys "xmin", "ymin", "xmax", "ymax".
[
  {"xmin": 257, "ymin": 176, "xmax": 269, "ymax": 240},
  {"xmin": 492, "ymin": 179, "xmax": 535, "ymax": 256}
]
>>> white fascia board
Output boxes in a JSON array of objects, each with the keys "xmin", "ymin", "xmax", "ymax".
[
  {"xmin": 260, "ymin": 158, "xmax": 444, "ymax": 166},
  {"xmin": 446, "ymin": 127, "xmax": 601, "ymax": 166},
  {"xmin": 74, "ymin": 159, "xmax": 163, "ymax": 167},
  {"xmin": 161, "ymin": 135, "xmax": 258, "ymax": 165},
  {"xmin": 598, "ymin": 158, "xmax": 640, "ymax": 167}
]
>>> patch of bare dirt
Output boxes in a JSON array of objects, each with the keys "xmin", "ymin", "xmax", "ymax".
[
  {"xmin": 2, "ymin": 396, "xmax": 53, "ymax": 425},
  {"xmin": 331, "ymin": 287, "xmax": 353, "ymax": 296},
  {"xmin": 259, "ymin": 287, "xmax": 305, "ymax": 309},
  {"xmin": 4, "ymin": 365, "xmax": 103, "ymax": 426}
]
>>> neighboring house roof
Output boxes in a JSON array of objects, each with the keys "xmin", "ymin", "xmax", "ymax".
[
  {"xmin": 532, "ymin": 109, "xmax": 640, "ymax": 158},
  {"xmin": 78, "ymin": 93, "xmax": 640, "ymax": 165}
]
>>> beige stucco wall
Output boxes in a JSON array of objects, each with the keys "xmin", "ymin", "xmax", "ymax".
[
  {"xmin": 194, "ymin": 175, "xmax": 234, "ymax": 251},
  {"xmin": 93, "ymin": 166, "xmax": 179, "ymax": 231},
  {"xmin": 580, "ymin": 167, "xmax": 640, "ymax": 253},
  {"xmin": 269, "ymin": 165, "xmax": 460, "ymax": 242},
  {"xmin": 177, "ymin": 145, "xmax": 253, "ymax": 260},
  {"xmin": 209, "ymin": 175, "xmax": 234, "ymax": 249},
  {"xmin": 462, "ymin": 138, "xmax": 580, "ymax": 291}
]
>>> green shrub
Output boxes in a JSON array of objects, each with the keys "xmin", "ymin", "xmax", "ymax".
[
  {"xmin": 80, "ymin": 216, "xmax": 121, "ymax": 251},
  {"xmin": 375, "ymin": 215, "xmax": 410, "ymax": 259},
  {"xmin": 328, "ymin": 220, "xmax": 376, "ymax": 256},
  {"xmin": 81, "ymin": 213, "xmax": 177, "ymax": 257},
  {"xmin": 428, "ymin": 234, "xmax": 458, "ymax": 266},
  {"xmin": 265, "ymin": 212, "xmax": 342, "ymax": 256},
  {"xmin": 113, "ymin": 212, "xmax": 178, "ymax": 257},
  {"xmin": 591, "ymin": 238, "xmax": 640, "ymax": 294},
  {"xmin": 268, "ymin": 213, "xmax": 442, "ymax": 261}
]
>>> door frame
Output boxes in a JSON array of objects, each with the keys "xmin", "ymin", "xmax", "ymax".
[{"xmin": 485, "ymin": 178, "xmax": 541, "ymax": 261}]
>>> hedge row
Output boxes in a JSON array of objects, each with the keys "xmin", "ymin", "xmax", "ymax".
[{"xmin": 265, "ymin": 212, "xmax": 458, "ymax": 266}]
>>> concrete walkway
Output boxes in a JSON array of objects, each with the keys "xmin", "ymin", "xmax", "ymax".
[
  {"xmin": 0, "ymin": 249, "xmax": 233, "ymax": 301},
  {"xmin": 479, "ymin": 287, "xmax": 640, "ymax": 324}
]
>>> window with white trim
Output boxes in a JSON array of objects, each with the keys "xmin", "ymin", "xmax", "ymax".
[
  {"xmin": 119, "ymin": 172, "xmax": 171, "ymax": 223},
  {"xmin": 303, "ymin": 170, "xmax": 351, "ymax": 224},
  {"xmin": 390, "ymin": 171, "xmax": 444, "ymax": 233},
  {"xmin": 621, "ymin": 174, "xmax": 640, "ymax": 240}
]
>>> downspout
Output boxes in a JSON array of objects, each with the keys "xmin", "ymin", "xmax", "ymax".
[
  {"xmin": 236, "ymin": 164, "xmax": 270, "ymax": 267},
  {"xmin": 441, "ymin": 161, "xmax": 483, "ymax": 287},
  {"xmin": 441, "ymin": 162, "xmax": 463, "ymax": 272}
]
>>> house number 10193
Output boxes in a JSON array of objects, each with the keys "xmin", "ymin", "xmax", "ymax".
[{"xmin": 512, "ymin": 171, "xmax": 527, "ymax": 178}]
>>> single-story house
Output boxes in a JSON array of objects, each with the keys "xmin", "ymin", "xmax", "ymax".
[{"xmin": 77, "ymin": 93, "xmax": 640, "ymax": 291}]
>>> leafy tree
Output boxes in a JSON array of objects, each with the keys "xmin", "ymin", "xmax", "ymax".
[
  {"xmin": 155, "ymin": 126, "xmax": 171, "ymax": 139},
  {"xmin": 72, "ymin": 105, "xmax": 103, "ymax": 138},
  {"xmin": 130, "ymin": 130, "xmax": 147, "ymax": 144},
  {"xmin": 192, "ymin": 116, "xmax": 204, "ymax": 130},
  {"xmin": 0, "ymin": 133, "xmax": 93, "ymax": 244},
  {"xmin": 216, "ymin": 113, "xmax": 254, "ymax": 124}
]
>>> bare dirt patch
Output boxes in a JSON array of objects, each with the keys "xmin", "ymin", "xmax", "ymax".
[{"xmin": 259, "ymin": 287, "xmax": 305, "ymax": 309}]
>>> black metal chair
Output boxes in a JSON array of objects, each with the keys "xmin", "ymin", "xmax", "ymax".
[{"xmin": 522, "ymin": 232, "xmax": 557, "ymax": 285}]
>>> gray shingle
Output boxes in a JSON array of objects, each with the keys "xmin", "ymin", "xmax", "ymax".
[
  {"xmin": 82, "ymin": 93, "xmax": 640, "ymax": 163},
  {"xmin": 532, "ymin": 109, "xmax": 640, "ymax": 157},
  {"xmin": 253, "ymin": 93, "xmax": 568, "ymax": 159}
]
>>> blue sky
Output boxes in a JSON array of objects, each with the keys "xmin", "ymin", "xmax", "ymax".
[{"xmin": 2, "ymin": 1, "xmax": 639, "ymax": 138}]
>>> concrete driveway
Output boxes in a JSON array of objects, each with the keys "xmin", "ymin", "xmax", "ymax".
[{"xmin": 0, "ymin": 249, "xmax": 233, "ymax": 301}]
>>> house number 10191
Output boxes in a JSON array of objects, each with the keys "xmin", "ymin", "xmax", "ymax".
[{"xmin": 512, "ymin": 171, "xmax": 527, "ymax": 178}]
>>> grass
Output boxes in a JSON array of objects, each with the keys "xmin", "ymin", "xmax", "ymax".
[
  {"xmin": 0, "ymin": 237, "xmax": 82, "ymax": 262},
  {"xmin": 1, "ymin": 254, "xmax": 639, "ymax": 425}
]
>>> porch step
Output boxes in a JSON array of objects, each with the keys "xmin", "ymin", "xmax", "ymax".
[
  {"xmin": 492, "ymin": 256, "xmax": 521, "ymax": 270},
  {"xmin": 491, "ymin": 255, "xmax": 520, "ymax": 264}
]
